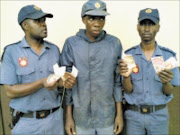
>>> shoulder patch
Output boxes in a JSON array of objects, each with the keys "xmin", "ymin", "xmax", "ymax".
[
  {"xmin": 159, "ymin": 46, "xmax": 176, "ymax": 56},
  {"xmin": 125, "ymin": 45, "xmax": 139, "ymax": 53},
  {"xmin": 1, "ymin": 41, "xmax": 21, "ymax": 61}
]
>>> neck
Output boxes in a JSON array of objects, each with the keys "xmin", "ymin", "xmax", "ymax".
[
  {"xmin": 85, "ymin": 31, "xmax": 97, "ymax": 42},
  {"xmin": 25, "ymin": 36, "xmax": 44, "ymax": 55},
  {"xmin": 141, "ymin": 40, "xmax": 156, "ymax": 52},
  {"xmin": 25, "ymin": 36, "xmax": 43, "ymax": 48},
  {"xmin": 141, "ymin": 40, "xmax": 156, "ymax": 61}
]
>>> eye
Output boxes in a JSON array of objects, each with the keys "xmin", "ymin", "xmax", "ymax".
[
  {"xmin": 140, "ymin": 22, "xmax": 145, "ymax": 26},
  {"xmin": 149, "ymin": 23, "xmax": 155, "ymax": 26},
  {"xmin": 88, "ymin": 17, "xmax": 94, "ymax": 21},
  {"xmin": 34, "ymin": 18, "xmax": 46, "ymax": 23},
  {"xmin": 100, "ymin": 17, "xmax": 105, "ymax": 21}
]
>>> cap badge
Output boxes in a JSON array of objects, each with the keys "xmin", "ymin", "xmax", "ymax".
[
  {"xmin": 145, "ymin": 9, "xmax": 152, "ymax": 13},
  {"xmin": 132, "ymin": 64, "xmax": 139, "ymax": 74},
  {"xmin": 34, "ymin": 5, "xmax": 41, "ymax": 11},
  {"xmin": 94, "ymin": 2, "xmax": 101, "ymax": 8},
  {"xmin": 18, "ymin": 57, "xmax": 28, "ymax": 67}
]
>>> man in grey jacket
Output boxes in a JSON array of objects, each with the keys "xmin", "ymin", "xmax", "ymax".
[{"xmin": 61, "ymin": 0, "xmax": 123, "ymax": 135}]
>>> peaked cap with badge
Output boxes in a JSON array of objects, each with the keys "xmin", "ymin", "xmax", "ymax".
[
  {"xmin": 81, "ymin": 0, "xmax": 110, "ymax": 17},
  {"xmin": 138, "ymin": 8, "xmax": 160, "ymax": 24},
  {"xmin": 18, "ymin": 5, "xmax": 53, "ymax": 24}
]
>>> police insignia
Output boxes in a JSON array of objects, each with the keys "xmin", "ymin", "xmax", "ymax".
[
  {"xmin": 94, "ymin": 2, "xmax": 101, "ymax": 8},
  {"xmin": 34, "ymin": 5, "xmax": 41, "ymax": 10},
  {"xmin": 18, "ymin": 57, "xmax": 28, "ymax": 67},
  {"xmin": 132, "ymin": 64, "xmax": 139, "ymax": 74},
  {"xmin": 145, "ymin": 9, "xmax": 152, "ymax": 13}
]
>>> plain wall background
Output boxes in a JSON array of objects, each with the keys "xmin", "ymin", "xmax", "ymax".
[{"xmin": 0, "ymin": 0, "xmax": 179, "ymax": 65}]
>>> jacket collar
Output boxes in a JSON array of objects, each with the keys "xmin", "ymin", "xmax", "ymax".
[{"xmin": 76, "ymin": 29, "xmax": 106, "ymax": 43}]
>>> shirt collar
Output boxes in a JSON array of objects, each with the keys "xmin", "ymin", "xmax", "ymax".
[
  {"xmin": 135, "ymin": 44, "xmax": 143, "ymax": 55},
  {"xmin": 153, "ymin": 43, "xmax": 163, "ymax": 56},
  {"xmin": 20, "ymin": 37, "xmax": 50, "ymax": 49},
  {"xmin": 135, "ymin": 42, "xmax": 163, "ymax": 56}
]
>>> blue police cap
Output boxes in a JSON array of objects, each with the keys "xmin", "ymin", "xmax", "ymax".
[
  {"xmin": 18, "ymin": 5, "xmax": 53, "ymax": 24},
  {"xmin": 81, "ymin": 0, "xmax": 110, "ymax": 17},
  {"xmin": 138, "ymin": 8, "xmax": 160, "ymax": 24}
]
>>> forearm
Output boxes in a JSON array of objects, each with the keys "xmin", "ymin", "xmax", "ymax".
[
  {"xmin": 162, "ymin": 82, "xmax": 175, "ymax": 95},
  {"xmin": 123, "ymin": 76, "xmax": 133, "ymax": 93},
  {"xmin": 66, "ymin": 105, "xmax": 73, "ymax": 118},
  {"xmin": 116, "ymin": 102, "xmax": 123, "ymax": 117},
  {"xmin": 3, "ymin": 78, "xmax": 45, "ymax": 99}
]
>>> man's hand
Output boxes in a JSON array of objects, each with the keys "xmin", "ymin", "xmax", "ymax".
[
  {"xmin": 43, "ymin": 78, "xmax": 58, "ymax": 90},
  {"xmin": 61, "ymin": 72, "xmax": 76, "ymax": 89},
  {"xmin": 114, "ymin": 114, "xmax": 123, "ymax": 135},
  {"xmin": 65, "ymin": 115, "xmax": 76, "ymax": 135},
  {"xmin": 118, "ymin": 59, "xmax": 132, "ymax": 78},
  {"xmin": 158, "ymin": 69, "xmax": 173, "ymax": 84}
]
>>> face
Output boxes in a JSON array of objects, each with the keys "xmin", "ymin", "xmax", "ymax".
[
  {"xmin": 137, "ymin": 19, "xmax": 160, "ymax": 43},
  {"xmin": 82, "ymin": 15, "xmax": 105, "ymax": 41},
  {"xmin": 22, "ymin": 17, "xmax": 47, "ymax": 39}
]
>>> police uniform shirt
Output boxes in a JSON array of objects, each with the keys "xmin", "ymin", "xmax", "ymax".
[
  {"xmin": 124, "ymin": 43, "xmax": 179, "ymax": 105},
  {"xmin": 0, "ymin": 37, "xmax": 61, "ymax": 113}
]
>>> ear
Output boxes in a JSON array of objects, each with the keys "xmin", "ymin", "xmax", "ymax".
[
  {"xmin": 137, "ymin": 23, "xmax": 139, "ymax": 31},
  {"xmin": 21, "ymin": 20, "xmax": 28, "ymax": 31},
  {"xmin": 157, "ymin": 24, "xmax": 160, "ymax": 32},
  {"xmin": 82, "ymin": 17, "xmax": 86, "ymax": 24}
]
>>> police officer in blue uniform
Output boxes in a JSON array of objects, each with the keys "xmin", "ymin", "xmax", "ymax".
[
  {"xmin": 0, "ymin": 5, "xmax": 76, "ymax": 135},
  {"xmin": 118, "ymin": 8, "xmax": 179, "ymax": 135}
]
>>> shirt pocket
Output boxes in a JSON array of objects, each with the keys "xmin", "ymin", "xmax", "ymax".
[
  {"xmin": 131, "ymin": 73, "xmax": 143, "ymax": 93},
  {"xmin": 48, "ymin": 66, "xmax": 54, "ymax": 74},
  {"xmin": 16, "ymin": 67, "xmax": 35, "ymax": 83},
  {"xmin": 153, "ymin": 75, "xmax": 163, "ymax": 95}
]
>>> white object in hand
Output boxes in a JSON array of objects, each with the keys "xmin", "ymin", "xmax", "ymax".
[
  {"xmin": 47, "ymin": 63, "xmax": 66, "ymax": 83},
  {"xmin": 164, "ymin": 57, "xmax": 178, "ymax": 70},
  {"xmin": 71, "ymin": 66, "xmax": 78, "ymax": 77}
]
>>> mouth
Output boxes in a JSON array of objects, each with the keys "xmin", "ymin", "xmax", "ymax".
[
  {"xmin": 142, "ymin": 33, "xmax": 151, "ymax": 38},
  {"xmin": 42, "ymin": 28, "xmax": 47, "ymax": 32},
  {"xmin": 93, "ymin": 30, "xmax": 101, "ymax": 35}
]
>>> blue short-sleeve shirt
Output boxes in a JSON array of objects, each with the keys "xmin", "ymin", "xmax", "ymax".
[
  {"xmin": 0, "ymin": 37, "xmax": 61, "ymax": 113},
  {"xmin": 124, "ymin": 43, "xmax": 179, "ymax": 105}
]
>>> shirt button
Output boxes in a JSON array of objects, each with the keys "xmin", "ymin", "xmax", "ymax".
[
  {"xmin": 90, "ymin": 57, "xmax": 95, "ymax": 61},
  {"xmin": 40, "ymin": 71, "xmax": 43, "ymax": 73}
]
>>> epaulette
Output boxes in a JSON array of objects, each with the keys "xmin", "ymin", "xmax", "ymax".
[
  {"xmin": 44, "ymin": 40, "xmax": 55, "ymax": 46},
  {"xmin": 125, "ymin": 45, "xmax": 139, "ymax": 53},
  {"xmin": 0, "ymin": 41, "xmax": 20, "ymax": 61},
  {"xmin": 159, "ymin": 46, "xmax": 176, "ymax": 56},
  {"xmin": 4, "ymin": 41, "xmax": 21, "ymax": 49}
]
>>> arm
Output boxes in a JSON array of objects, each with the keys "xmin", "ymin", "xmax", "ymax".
[
  {"xmin": 4, "ymin": 77, "xmax": 58, "ymax": 99},
  {"xmin": 118, "ymin": 59, "xmax": 133, "ymax": 93},
  {"xmin": 162, "ymin": 82, "xmax": 175, "ymax": 95},
  {"xmin": 114, "ymin": 102, "xmax": 123, "ymax": 134},
  {"xmin": 65, "ymin": 105, "xmax": 76, "ymax": 135}
]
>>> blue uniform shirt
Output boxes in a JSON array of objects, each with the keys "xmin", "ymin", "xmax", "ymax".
[
  {"xmin": 61, "ymin": 29, "xmax": 122, "ymax": 128},
  {"xmin": 124, "ymin": 43, "xmax": 179, "ymax": 105},
  {"xmin": 0, "ymin": 37, "xmax": 61, "ymax": 113}
]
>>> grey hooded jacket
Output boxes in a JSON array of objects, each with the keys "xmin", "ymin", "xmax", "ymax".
[{"xmin": 61, "ymin": 29, "xmax": 122, "ymax": 128}]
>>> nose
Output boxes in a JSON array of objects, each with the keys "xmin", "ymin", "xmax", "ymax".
[
  {"xmin": 41, "ymin": 21, "xmax": 47, "ymax": 27},
  {"xmin": 93, "ymin": 20, "xmax": 101, "ymax": 27},
  {"xmin": 144, "ymin": 25, "xmax": 150, "ymax": 31}
]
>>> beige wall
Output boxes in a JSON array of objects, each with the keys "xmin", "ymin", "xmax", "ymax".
[{"xmin": 0, "ymin": 1, "xmax": 179, "ymax": 65}]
